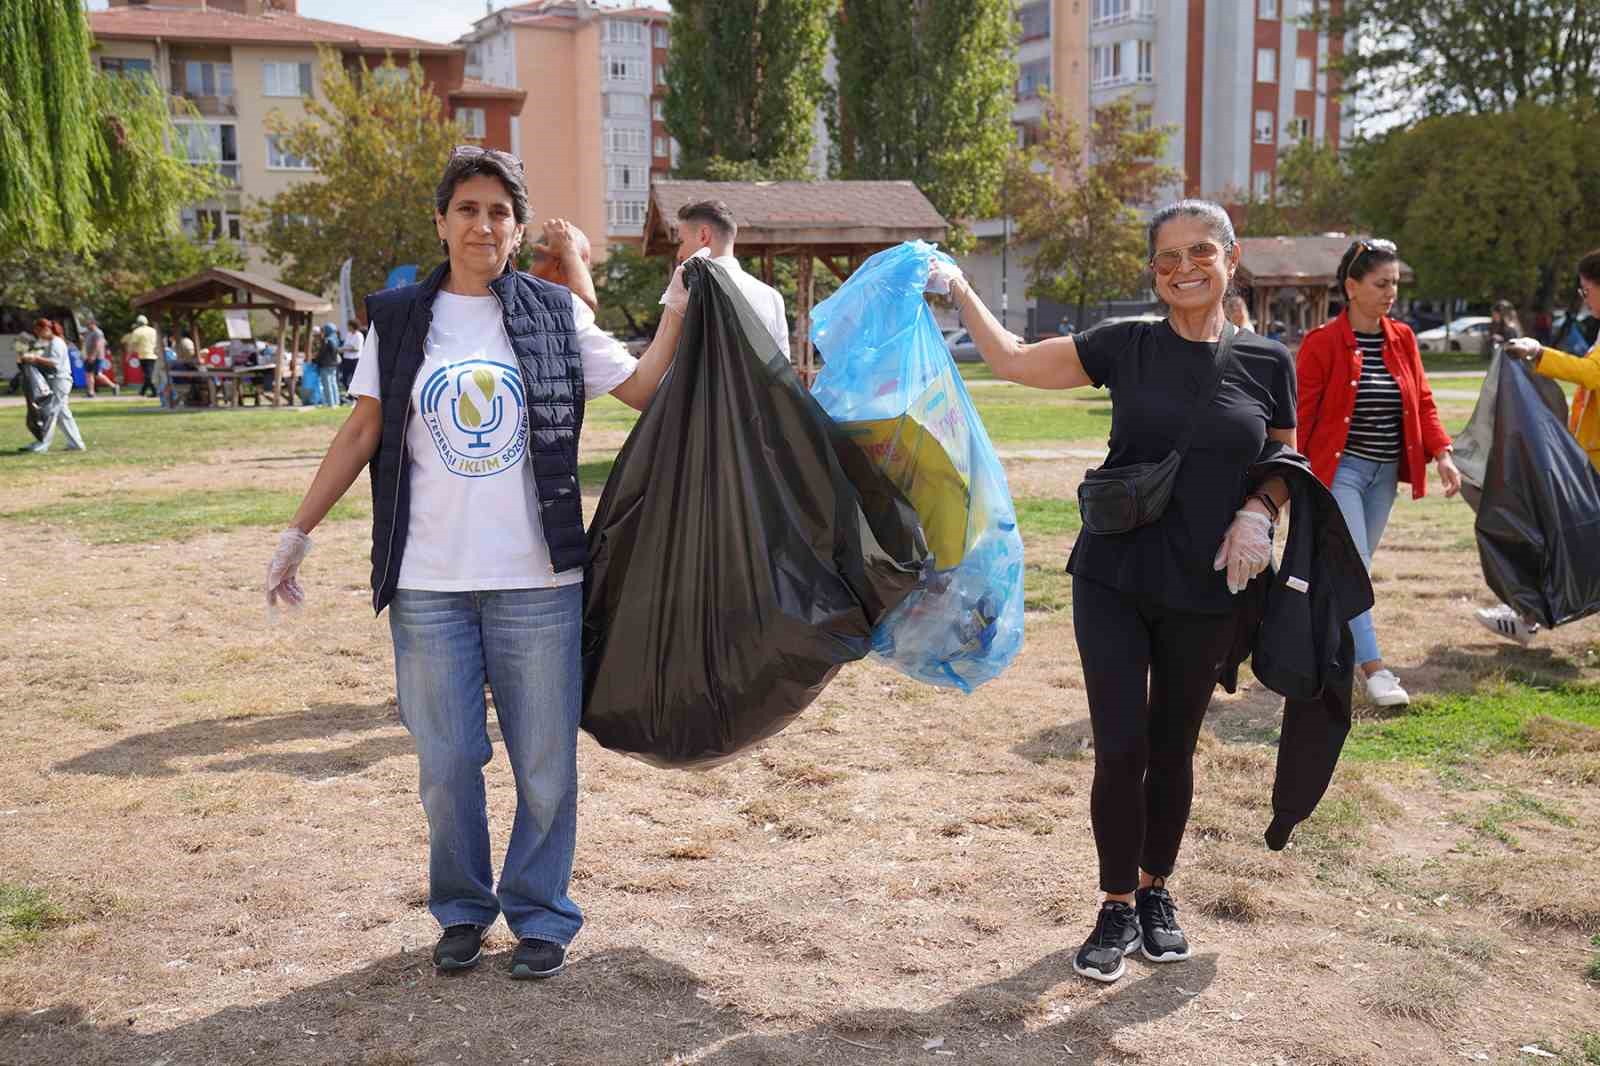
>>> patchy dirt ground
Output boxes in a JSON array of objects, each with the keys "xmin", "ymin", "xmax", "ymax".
[{"xmin": 2, "ymin": 425, "xmax": 1598, "ymax": 1066}]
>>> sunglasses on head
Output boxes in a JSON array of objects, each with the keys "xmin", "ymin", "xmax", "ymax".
[
  {"xmin": 450, "ymin": 144, "xmax": 525, "ymax": 173},
  {"xmin": 1353, "ymin": 237, "xmax": 1397, "ymax": 259},
  {"xmin": 1151, "ymin": 240, "xmax": 1230, "ymax": 276}
]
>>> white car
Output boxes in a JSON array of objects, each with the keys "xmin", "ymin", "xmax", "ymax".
[
  {"xmin": 943, "ymin": 328, "xmax": 980, "ymax": 362},
  {"xmin": 1415, "ymin": 316, "xmax": 1493, "ymax": 355}
]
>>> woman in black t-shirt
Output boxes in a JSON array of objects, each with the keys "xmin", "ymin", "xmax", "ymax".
[{"xmin": 926, "ymin": 199, "xmax": 1295, "ymax": 984}]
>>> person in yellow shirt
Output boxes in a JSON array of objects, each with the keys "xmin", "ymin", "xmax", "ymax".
[
  {"xmin": 123, "ymin": 314, "xmax": 159, "ymax": 398},
  {"xmin": 1477, "ymin": 249, "xmax": 1600, "ymax": 644}
]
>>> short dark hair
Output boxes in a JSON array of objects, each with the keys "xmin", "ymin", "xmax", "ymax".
[
  {"xmin": 677, "ymin": 199, "xmax": 736, "ymax": 242},
  {"xmin": 1578, "ymin": 248, "xmax": 1600, "ymax": 285},
  {"xmin": 433, "ymin": 148, "xmax": 530, "ymax": 256},
  {"xmin": 348, "ymin": 318, "xmax": 360, "ymax": 331},
  {"xmin": 1147, "ymin": 199, "xmax": 1236, "ymax": 259},
  {"xmin": 1336, "ymin": 238, "xmax": 1399, "ymax": 295}
]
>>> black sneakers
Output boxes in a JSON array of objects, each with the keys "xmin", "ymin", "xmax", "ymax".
[
  {"xmin": 1073, "ymin": 901, "xmax": 1142, "ymax": 983},
  {"xmin": 1135, "ymin": 883, "xmax": 1191, "ymax": 963},
  {"xmin": 509, "ymin": 937, "xmax": 567, "ymax": 980},
  {"xmin": 432, "ymin": 924, "xmax": 483, "ymax": 972}
]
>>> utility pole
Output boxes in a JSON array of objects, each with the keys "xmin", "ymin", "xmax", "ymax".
[{"xmin": 1000, "ymin": 180, "xmax": 1009, "ymax": 333}]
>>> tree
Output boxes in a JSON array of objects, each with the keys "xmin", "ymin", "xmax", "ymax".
[
  {"xmin": 594, "ymin": 244, "xmax": 668, "ymax": 338},
  {"xmin": 1, "ymin": 0, "xmax": 220, "ymax": 254},
  {"xmin": 830, "ymin": 0, "xmax": 1017, "ymax": 252},
  {"xmin": 1354, "ymin": 102, "xmax": 1600, "ymax": 309},
  {"xmin": 1003, "ymin": 96, "xmax": 1182, "ymax": 323},
  {"xmin": 1317, "ymin": 0, "xmax": 1600, "ymax": 122},
  {"xmin": 1232, "ymin": 138, "xmax": 1355, "ymax": 237},
  {"xmin": 663, "ymin": 0, "xmax": 834, "ymax": 179},
  {"xmin": 250, "ymin": 47, "xmax": 468, "ymax": 303}
]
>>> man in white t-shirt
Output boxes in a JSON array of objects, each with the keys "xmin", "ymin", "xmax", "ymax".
[{"xmin": 671, "ymin": 199, "xmax": 790, "ymax": 357}]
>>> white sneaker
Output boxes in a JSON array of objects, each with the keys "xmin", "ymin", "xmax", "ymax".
[
  {"xmin": 1475, "ymin": 604, "xmax": 1538, "ymax": 647},
  {"xmin": 1365, "ymin": 669, "xmax": 1410, "ymax": 707}
]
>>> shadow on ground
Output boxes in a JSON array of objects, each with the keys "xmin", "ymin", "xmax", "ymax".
[
  {"xmin": 54, "ymin": 701, "xmax": 413, "ymax": 780},
  {"xmin": 0, "ymin": 946, "xmax": 1216, "ymax": 1065}
]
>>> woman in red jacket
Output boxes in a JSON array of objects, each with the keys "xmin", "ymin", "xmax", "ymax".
[{"xmin": 1297, "ymin": 239, "xmax": 1462, "ymax": 707}]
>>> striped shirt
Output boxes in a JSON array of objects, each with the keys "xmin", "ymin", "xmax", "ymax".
[{"xmin": 1345, "ymin": 329, "xmax": 1403, "ymax": 462}]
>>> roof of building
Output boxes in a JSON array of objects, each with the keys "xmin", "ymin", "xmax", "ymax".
[
  {"xmin": 132, "ymin": 268, "xmax": 331, "ymax": 315},
  {"xmin": 89, "ymin": 4, "xmax": 457, "ymax": 53},
  {"xmin": 644, "ymin": 180, "xmax": 949, "ymax": 255},
  {"xmin": 1237, "ymin": 235, "xmax": 1416, "ymax": 287}
]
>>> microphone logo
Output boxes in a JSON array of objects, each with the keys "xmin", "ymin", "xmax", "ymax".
[{"xmin": 451, "ymin": 366, "xmax": 504, "ymax": 449}]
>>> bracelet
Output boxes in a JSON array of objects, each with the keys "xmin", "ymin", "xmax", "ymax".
[{"xmin": 1246, "ymin": 491, "xmax": 1280, "ymax": 523}]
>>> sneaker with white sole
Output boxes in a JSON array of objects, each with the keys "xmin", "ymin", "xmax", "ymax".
[
  {"xmin": 1475, "ymin": 604, "xmax": 1539, "ymax": 647},
  {"xmin": 1072, "ymin": 900, "xmax": 1142, "ymax": 983},
  {"xmin": 1365, "ymin": 668, "xmax": 1409, "ymax": 707}
]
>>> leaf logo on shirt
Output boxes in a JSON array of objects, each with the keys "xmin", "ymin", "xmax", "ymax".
[
  {"xmin": 456, "ymin": 367, "xmax": 500, "ymax": 428},
  {"xmin": 419, "ymin": 359, "xmax": 527, "ymax": 478}
]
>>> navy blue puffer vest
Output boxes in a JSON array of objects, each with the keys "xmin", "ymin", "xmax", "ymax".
[{"xmin": 364, "ymin": 262, "xmax": 587, "ymax": 614}]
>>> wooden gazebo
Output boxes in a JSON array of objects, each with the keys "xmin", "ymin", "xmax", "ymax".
[
  {"xmin": 1237, "ymin": 236, "xmax": 1416, "ymax": 337},
  {"xmin": 132, "ymin": 268, "xmax": 332, "ymax": 405},
  {"xmin": 643, "ymin": 180, "xmax": 949, "ymax": 377}
]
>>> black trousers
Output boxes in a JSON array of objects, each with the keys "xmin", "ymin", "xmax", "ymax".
[
  {"xmin": 1071, "ymin": 574, "xmax": 1237, "ymax": 894},
  {"xmin": 139, "ymin": 357, "xmax": 159, "ymax": 397}
]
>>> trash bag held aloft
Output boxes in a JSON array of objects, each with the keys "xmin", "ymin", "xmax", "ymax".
[
  {"xmin": 581, "ymin": 257, "xmax": 929, "ymax": 768},
  {"xmin": 809, "ymin": 241, "xmax": 1025, "ymax": 693},
  {"xmin": 1452, "ymin": 348, "xmax": 1568, "ymax": 511},
  {"xmin": 1463, "ymin": 352, "xmax": 1600, "ymax": 628}
]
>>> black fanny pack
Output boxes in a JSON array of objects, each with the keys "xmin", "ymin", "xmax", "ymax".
[{"xmin": 1077, "ymin": 322, "xmax": 1238, "ymax": 536}]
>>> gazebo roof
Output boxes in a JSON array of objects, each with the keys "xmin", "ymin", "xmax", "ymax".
[
  {"xmin": 132, "ymin": 268, "xmax": 332, "ymax": 315},
  {"xmin": 643, "ymin": 180, "xmax": 949, "ymax": 257},
  {"xmin": 1237, "ymin": 235, "xmax": 1415, "ymax": 288}
]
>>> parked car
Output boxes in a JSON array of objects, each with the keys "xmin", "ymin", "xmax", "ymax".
[
  {"xmin": 1415, "ymin": 316, "xmax": 1493, "ymax": 355},
  {"xmin": 944, "ymin": 328, "xmax": 979, "ymax": 362}
]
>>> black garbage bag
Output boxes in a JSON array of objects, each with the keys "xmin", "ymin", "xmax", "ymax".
[
  {"xmin": 581, "ymin": 258, "xmax": 929, "ymax": 768},
  {"xmin": 1452, "ymin": 349, "xmax": 1568, "ymax": 510},
  {"xmin": 1461, "ymin": 353, "xmax": 1600, "ymax": 628}
]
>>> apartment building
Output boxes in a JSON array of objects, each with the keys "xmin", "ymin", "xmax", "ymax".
[
  {"xmin": 457, "ymin": 0, "xmax": 675, "ymax": 249},
  {"xmin": 88, "ymin": 0, "xmax": 526, "ymax": 278}
]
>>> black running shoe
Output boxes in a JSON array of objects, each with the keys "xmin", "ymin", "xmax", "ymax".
[
  {"xmin": 1072, "ymin": 901, "xmax": 1142, "ymax": 983},
  {"xmin": 509, "ymin": 937, "xmax": 566, "ymax": 979},
  {"xmin": 1135, "ymin": 884, "xmax": 1190, "ymax": 962},
  {"xmin": 432, "ymin": 924, "xmax": 483, "ymax": 972}
]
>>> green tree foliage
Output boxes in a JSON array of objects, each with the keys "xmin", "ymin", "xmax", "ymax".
[
  {"xmin": 664, "ymin": 0, "xmax": 834, "ymax": 179},
  {"xmin": 250, "ymin": 48, "xmax": 467, "ymax": 302},
  {"xmin": 830, "ymin": 0, "xmax": 1017, "ymax": 252},
  {"xmin": 1004, "ymin": 96, "xmax": 1181, "ymax": 322},
  {"xmin": 594, "ymin": 244, "xmax": 668, "ymax": 338},
  {"xmin": 1354, "ymin": 103, "xmax": 1600, "ymax": 307},
  {"xmin": 1234, "ymin": 138, "xmax": 1355, "ymax": 237},
  {"xmin": 0, "ymin": 0, "xmax": 220, "ymax": 254},
  {"xmin": 1317, "ymin": 0, "xmax": 1600, "ymax": 122}
]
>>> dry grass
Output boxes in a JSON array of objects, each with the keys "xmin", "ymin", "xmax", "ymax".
[
  {"xmin": 1455, "ymin": 857, "xmax": 1600, "ymax": 932},
  {"xmin": 1186, "ymin": 876, "xmax": 1265, "ymax": 923},
  {"xmin": 1359, "ymin": 960, "xmax": 1469, "ymax": 1028},
  {"xmin": 1524, "ymin": 714, "xmax": 1600, "ymax": 754}
]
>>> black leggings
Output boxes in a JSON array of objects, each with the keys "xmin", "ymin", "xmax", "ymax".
[{"xmin": 1071, "ymin": 574, "xmax": 1238, "ymax": 895}]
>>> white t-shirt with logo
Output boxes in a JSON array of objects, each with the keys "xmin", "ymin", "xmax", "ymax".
[{"xmin": 348, "ymin": 289, "xmax": 637, "ymax": 591}]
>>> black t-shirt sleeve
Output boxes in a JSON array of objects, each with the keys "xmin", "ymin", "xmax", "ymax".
[
  {"xmin": 1268, "ymin": 342, "xmax": 1297, "ymax": 429},
  {"xmin": 1071, "ymin": 321, "xmax": 1137, "ymax": 389}
]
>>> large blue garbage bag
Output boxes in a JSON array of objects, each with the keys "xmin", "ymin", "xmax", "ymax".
[{"xmin": 809, "ymin": 240, "xmax": 1024, "ymax": 692}]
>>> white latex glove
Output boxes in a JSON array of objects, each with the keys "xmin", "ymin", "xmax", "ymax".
[
  {"xmin": 1212, "ymin": 509, "xmax": 1273, "ymax": 595},
  {"xmin": 1504, "ymin": 337, "xmax": 1542, "ymax": 362},
  {"xmin": 925, "ymin": 257, "xmax": 964, "ymax": 295},
  {"xmin": 659, "ymin": 247, "xmax": 711, "ymax": 315},
  {"xmin": 266, "ymin": 527, "xmax": 312, "ymax": 612}
]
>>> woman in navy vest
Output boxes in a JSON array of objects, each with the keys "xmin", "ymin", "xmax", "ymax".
[{"xmin": 265, "ymin": 147, "xmax": 687, "ymax": 979}]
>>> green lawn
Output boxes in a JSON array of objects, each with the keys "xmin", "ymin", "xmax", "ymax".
[
  {"xmin": 1345, "ymin": 681, "xmax": 1600, "ymax": 764},
  {"xmin": 0, "ymin": 883, "xmax": 62, "ymax": 955},
  {"xmin": 972, "ymin": 386, "xmax": 1111, "ymax": 444},
  {"xmin": 0, "ymin": 487, "xmax": 370, "ymax": 544}
]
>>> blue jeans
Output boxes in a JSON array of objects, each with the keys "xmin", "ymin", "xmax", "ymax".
[
  {"xmin": 317, "ymin": 366, "xmax": 340, "ymax": 407},
  {"xmin": 389, "ymin": 585, "xmax": 584, "ymax": 944},
  {"xmin": 1329, "ymin": 454, "xmax": 1399, "ymax": 666}
]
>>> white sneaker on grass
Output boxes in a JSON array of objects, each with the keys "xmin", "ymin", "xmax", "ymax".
[
  {"xmin": 1365, "ymin": 669, "xmax": 1409, "ymax": 707},
  {"xmin": 1475, "ymin": 604, "xmax": 1539, "ymax": 647}
]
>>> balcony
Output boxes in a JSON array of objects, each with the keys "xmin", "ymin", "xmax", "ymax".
[
  {"xmin": 1090, "ymin": 0, "xmax": 1156, "ymax": 27},
  {"xmin": 174, "ymin": 91, "xmax": 237, "ymax": 118}
]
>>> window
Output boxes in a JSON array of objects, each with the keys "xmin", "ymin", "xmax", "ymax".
[
  {"xmin": 1134, "ymin": 105, "xmax": 1153, "ymax": 133},
  {"xmin": 655, "ymin": 65, "xmax": 667, "ymax": 86},
  {"xmin": 654, "ymin": 25, "xmax": 669, "ymax": 47},
  {"xmin": 606, "ymin": 199, "xmax": 648, "ymax": 228},
  {"xmin": 266, "ymin": 134, "xmax": 312, "ymax": 170},
  {"xmin": 1017, "ymin": 57, "xmax": 1051, "ymax": 96},
  {"xmin": 1295, "ymin": 56, "xmax": 1313, "ymax": 91},
  {"xmin": 178, "ymin": 60, "xmax": 234, "ymax": 99},
  {"xmin": 263, "ymin": 61, "xmax": 312, "ymax": 97},
  {"xmin": 1287, "ymin": 115, "xmax": 1311, "ymax": 141},
  {"xmin": 654, "ymin": 135, "xmax": 667, "ymax": 156},
  {"xmin": 1137, "ymin": 40, "xmax": 1153, "ymax": 82},
  {"xmin": 180, "ymin": 207, "xmax": 224, "ymax": 241},
  {"xmin": 1297, "ymin": 0, "xmax": 1316, "ymax": 15},
  {"xmin": 1254, "ymin": 109, "xmax": 1275, "ymax": 143},
  {"xmin": 608, "ymin": 163, "xmax": 646, "ymax": 191},
  {"xmin": 1091, "ymin": 44, "xmax": 1122, "ymax": 86},
  {"xmin": 174, "ymin": 122, "xmax": 238, "ymax": 182},
  {"xmin": 605, "ymin": 126, "xmax": 648, "ymax": 153},
  {"xmin": 99, "ymin": 56, "xmax": 153, "ymax": 77},
  {"xmin": 1092, "ymin": 0, "xmax": 1128, "ymax": 25},
  {"xmin": 1256, "ymin": 47, "xmax": 1277, "ymax": 83},
  {"xmin": 455, "ymin": 107, "xmax": 486, "ymax": 138},
  {"xmin": 605, "ymin": 56, "xmax": 645, "ymax": 83},
  {"xmin": 466, "ymin": 44, "xmax": 483, "ymax": 75},
  {"xmin": 1018, "ymin": 1, "xmax": 1050, "ymax": 39},
  {"xmin": 1252, "ymin": 170, "xmax": 1273, "ymax": 198},
  {"xmin": 652, "ymin": 99, "xmax": 665, "ymax": 119},
  {"xmin": 604, "ymin": 93, "xmax": 647, "ymax": 117},
  {"xmin": 371, "ymin": 65, "xmax": 410, "ymax": 86},
  {"xmin": 1258, "ymin": 0, "xmax": 1278, "ymax": 18},
  {"xmin": 603, "ymin": 19, "xmax": 645, "ymax": 45}
]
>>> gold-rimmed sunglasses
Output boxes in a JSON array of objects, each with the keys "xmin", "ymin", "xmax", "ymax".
[
  {"xmin": 449, "ymin": 144, "xmax": 525, "ymax": 173},
  {"xmin": 1353, "ymin": 237, "xmax": 1397, "ymax": 258},
  {"xmin": 1150, "ymin": 240, "xmax": 1232, "ymax": 276}
]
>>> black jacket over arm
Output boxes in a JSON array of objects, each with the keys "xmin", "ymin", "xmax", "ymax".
[{"xmin": 1220, "ymin": 443, "xmax": 1375, "ymax": 850}]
